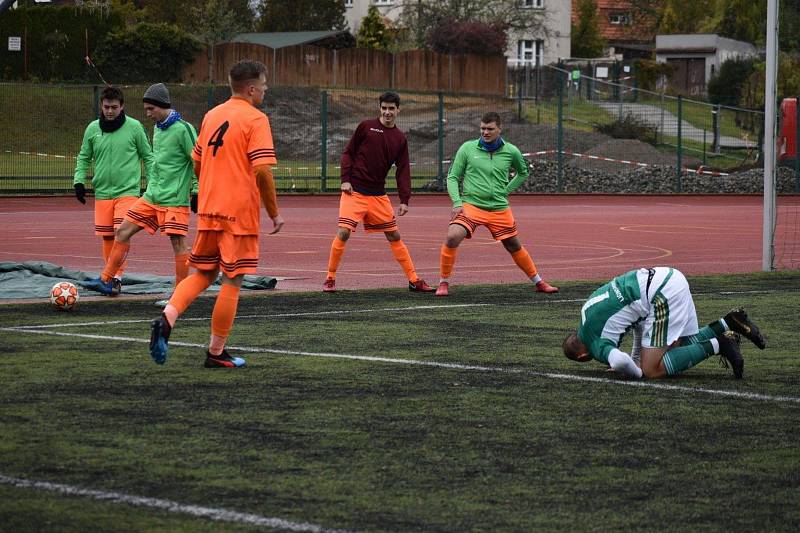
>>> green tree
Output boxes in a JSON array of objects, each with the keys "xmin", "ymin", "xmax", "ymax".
[
  {"xmin": 93, "ymin": 22, "xmax": 200, "ymax": 82},
  {"xmin": 255, "ymin": 0, "xmax": 347, "ymax": 32},
  {"xmin": 136, "ymin": 0, "xmax": 254, "ymax": 33},
  {"xmin": 713, "ymin": 0, "xmax": 764, "ymax": 44},
  {"xmin": 571, "ymin": 0, "xmax": 605, "ymax": 58},
  {"xmin": 356, "ymin": 5, "xmax": 391, "ymax": 50}
]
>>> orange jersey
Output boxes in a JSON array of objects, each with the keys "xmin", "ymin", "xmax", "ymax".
[{"xmin": 192, "ymin": 97, "xmax": 277, "ymax": 234}]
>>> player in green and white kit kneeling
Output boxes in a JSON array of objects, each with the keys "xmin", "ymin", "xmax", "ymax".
[{"xmin": 562, "ymin": 267, "xmax": 766, "ymax": 379}]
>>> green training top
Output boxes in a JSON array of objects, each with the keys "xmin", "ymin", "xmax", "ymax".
[
  {"xmin": 446, "ymin": 139, "xmax": 529, "ymax": 211},
  {"xmin": 143, "ymin": 119, "xmax": 198, "ymax": 207},
  {"xmin": 73, "ymin": 116, "xmax": 154, "ymax": 200}
]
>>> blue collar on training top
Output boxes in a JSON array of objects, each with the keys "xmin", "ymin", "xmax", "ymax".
[
  {"xmin": 478, "ymin": 136, "xmax": 504, "ymax": 152},
  {"xmin": 156, "ymin": 109, "xmax": 181, "ymax": 130}
]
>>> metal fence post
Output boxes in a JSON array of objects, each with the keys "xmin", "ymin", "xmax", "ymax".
[
  {"xmin": 659, "ymin": 92, "xmax": 665, "ymax": 145},
  {"xmin": 795, "ymin": 96, "xmax": 800, "ymax": 192},
  {"xmin": 92, "ymin": 85, "xmax": 99, "ymax": 119},
  {"xmin": 712, "ymin": 104, "xmax": 721, "ymax": 154},
  {"xmin": 676, "ymin": 95, "xmax": 683, "ymax": 192},
  {"xmin": 557, "ymin": 69, "xmax": 564, "ymax": 192},
  {"xmin": 438, "ymin": 91, "xmax": 445, "ymax": 188},
  {"xmin": 321, "ymin": 90, "xmax": 328, "ymax": 192}
]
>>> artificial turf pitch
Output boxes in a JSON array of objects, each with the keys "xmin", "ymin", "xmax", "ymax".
[{"xmin": 1, "ymin": 271, "xmax": 799, "ymax": 531}]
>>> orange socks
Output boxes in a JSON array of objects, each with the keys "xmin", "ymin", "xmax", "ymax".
[
  {"xmin": 439, "ymin": 244, "xmax": 458, "ymax": 280},
  {"xmin": 174, "ymin": 253, "xmax": 189, "ymax": 285},
  {"xmin": 326, "ymin": 236, "xmax": 346, "ymax": 279},
  {"xmin": 101, "ymin": 240, "xmax": 130, "ymax": 283},
  {"xmin": 511, "ymin": 247, "xmax": 538, "ymax": 278},
  {"xmin": 101, "ymin": 237, "xmax": 125, "ymax": 279},
  {"xmin": 389, "ymin": 239, "xmax": 418, "ymax": 282},
  {"xmin": 163, "ymin": 272, "xmax": 214, "ymax": 327},
  {"xmin": 209, "ymin": 284, "xmax": 241, "ymax": 356}
]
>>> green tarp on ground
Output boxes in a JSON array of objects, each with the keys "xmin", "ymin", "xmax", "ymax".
[{"xmin": 0, "ymin": 261, "xmax": 277, "ymax": 299}]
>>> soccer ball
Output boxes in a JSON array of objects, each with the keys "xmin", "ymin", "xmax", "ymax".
[{"xmin": 50, "ymin": 281, "xmax": 79, "ymax": 311}]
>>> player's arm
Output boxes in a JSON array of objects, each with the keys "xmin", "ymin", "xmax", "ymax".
[
  {"xmin": 73, "ymin": 125, "xmax": 94, "ymax": 204},
  {"xmin": 182, "ymin": 125, "xmax": 199, "ymax": 211},
  {"xmin": 255, "ymin": 164, "xmax": 283, "ymax": 234},
  {"xmin": 395, "ymin": 139, "xmax": 411, "ymax": 214},
  {"xmin": 505, "ymin": 147, "xmax": 530, "ymax": 194},
  {"xmin": 607, "ymin": 348, "xmax": 643, "ymax": 378},
  {"xmin": 446, "ymin": 145, "xmax": 467, "ymax": 209},
  {"xmin": 136, "ymin": 123, "xmax": 156, "ymax": 186},
  {"xmin": 340, "ymin": 123, "xmax": 365, "ymax": 190},
  {"xmin": 73, "ymin": 125, "xmax": 94, "ymax": 186}
]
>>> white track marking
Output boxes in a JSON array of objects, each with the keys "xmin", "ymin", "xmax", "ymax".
[
  {"xmin": 0, "ymin": 474, "xmax": 349, "ymax": 532},
  {"xmin": 3, "ymin": 326, "xmax": 798, "ymax": 404}
]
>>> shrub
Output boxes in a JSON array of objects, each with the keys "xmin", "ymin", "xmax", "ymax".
[
  {"xmin": 593, "ymin": 113, "xmax": 658, "ymax": 145},
  {"xmin": 633, "ymin": 59, "xmax": 675, "ymax": 92},
  {"xmin": 707, "ymin": 56, "xmax": 756, "ymax": 107}
]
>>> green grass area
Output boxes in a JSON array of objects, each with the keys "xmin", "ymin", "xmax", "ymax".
[
  {"xmin": 1, "ymin": 272, "xmax": 799, "ymax": 530},
  {"xmin": 654, "ymin": 137, "xmax": 758, "ymax": 170},
  {"xmin": 639, "ymin": 96, "xmax": 757, "ymax": 140},
  {"xmin": 524, "ymin": 98, "xmax": 615, "ymax": 132}
]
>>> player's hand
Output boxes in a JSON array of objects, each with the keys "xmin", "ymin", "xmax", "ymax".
[
  {"xmin": 450, "ymin": 206, "xmax": 463, "ymax": 221},
  {"xmin": 190, "ymin": 194, "xmax": 198, "ymax": 213},
  {"xmin": 268, "ymin": 214, "xmax": 284, "ymax": 235},
  {"xmin": 340, "ymin": 182, "xmax": 352, "ymax": 195},
  {"xmin": 397, "ymin": 203, "xmax": 409, "ymax": 216},
  {"xmin": 74, "ymin": 183, "xmax": 86, "ymax": 204}
]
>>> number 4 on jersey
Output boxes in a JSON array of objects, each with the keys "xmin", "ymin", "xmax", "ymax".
[{"xmin": 208, "ymin": 121, "xmax": 230, "ymax": 156}]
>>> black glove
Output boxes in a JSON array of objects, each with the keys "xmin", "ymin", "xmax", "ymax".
[
  {"xmin": 74, "ymin": 183, "xmax": 86, "ymax": 204},
  {"xmin": 190, "ymin": 194, "xmax": 198, "ymax": 213}
]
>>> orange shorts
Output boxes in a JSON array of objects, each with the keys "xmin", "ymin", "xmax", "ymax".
[
  {"xmin": 124, "ymin": 198, "xmax": 190, "ymax": 236},
  {"xmin": 337, "ymin": 192, "xmax": 398, "ymax": 233},
  {"xmin": 189, "ymin": 230, "xmax": 259, "ymax": 278},
  {"xmin": 94, "ymin": 196, "xmax": 138, "ymax": 236},
  {"xmin": 450, "ymin": 202, "xmax": 518, "ymax": 241}
]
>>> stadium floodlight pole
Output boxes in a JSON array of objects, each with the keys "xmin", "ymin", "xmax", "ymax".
[
  {"xmin": 84, "ymin": 55, "xmax": 109, "ymax": 86},
  {"xmin": 763, "ymin": 0, "xmax": 779, "ymax": 271}
]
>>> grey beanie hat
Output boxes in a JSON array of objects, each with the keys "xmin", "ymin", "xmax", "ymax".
[{"xmin": 142, "ymin": 83, "xmax": 171, "ymax": 108}]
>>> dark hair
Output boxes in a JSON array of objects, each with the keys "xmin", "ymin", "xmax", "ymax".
[
  {"xmin": 100, "ymin": 86, "xmax": 124, "ymax": 104},
  {"xmin": 481, "ymin": 111, "xmax": 501, "ymax": 126},
  {"xmin": 379, "ymin": 91, "xmax": 401, "ymax": 107},
  {"xmin": 562, "ymin": 332, "xmax": 584, "ymax": 361},
  {"xmin": 229, "ymin": 60, "xmax": 268, "ymax": 92}
]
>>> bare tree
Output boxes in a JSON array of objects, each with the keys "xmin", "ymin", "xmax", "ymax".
[
  {"xmin": 190, "ymin": 0, "xmax": 246, "ymax": 83},
  {"xmin": 391, "ymin": 0, "xmax": 548, "ymax": 49}
]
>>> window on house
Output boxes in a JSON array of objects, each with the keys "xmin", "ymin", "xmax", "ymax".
[
  {"xmin": 373, "ymin": 0, "xmax": 393, "ymax": 5},
  {"xmin": 609, "ymin": 13, "xmax": 631, "ymax": 25},
  {"xmin": 521, "ymin": 0, "xmax": 544, "ymax": 8},
  {"xmin": 517, "ymin": 39, "xmax": 544, "ymax": 66},
  {"xmin": 345, "ymin": 0, "xmax": 353, "ymax": 6}
]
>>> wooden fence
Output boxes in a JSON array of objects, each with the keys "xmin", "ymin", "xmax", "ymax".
[{"xmin": 182, "ymin": 43, "xmax": 507, "ymax": 95}]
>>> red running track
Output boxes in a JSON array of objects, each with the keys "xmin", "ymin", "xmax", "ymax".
[{"xmin": 0, "ymin": 194, "xmax": 797, "ymax": 292}]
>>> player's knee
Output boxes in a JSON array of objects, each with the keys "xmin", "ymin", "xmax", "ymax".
[
  {"xmin": 336, "ymin": 228, "xmax": 351, "ymax": 242},
  {"xmin": 384, "ymin": 230, "xmax": 401, "ymax": 242}
]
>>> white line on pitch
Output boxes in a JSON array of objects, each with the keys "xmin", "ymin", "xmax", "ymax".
[
  {"xmin": 0, "ymin": 474, "xmax": 350, "ymax": 532},
  {"xmin": 6, "ymin": 303, "xmax": 498, "ymax": 329},
  {"xmin": 3, "ymin": 326, "xmax": 798, "ymax": 405}
]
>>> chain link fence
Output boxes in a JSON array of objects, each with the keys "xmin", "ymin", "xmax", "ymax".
[{"xmin": 1, "ymin": 74, "xmax": 797, "ymax": 196}]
